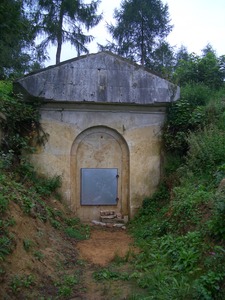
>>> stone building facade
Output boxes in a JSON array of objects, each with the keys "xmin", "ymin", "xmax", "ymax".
[{"xmin": 14, "ymin": 52, "xmax": 179, "ymax": 221}]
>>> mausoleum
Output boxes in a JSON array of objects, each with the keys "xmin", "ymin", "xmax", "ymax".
[{"xmin": 14, "ymin": 52, "xmax": 179, "ymax": 222}]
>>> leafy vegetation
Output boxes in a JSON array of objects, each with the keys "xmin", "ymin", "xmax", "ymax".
[
  {"xmin": 0, "ymin": 80, "xmax": 46, "ymax": 157},
  {"xmin": 163, "ymin": 47, "xmax": 225, "ymax": 155},
  {"xmin": 127, "ymin": 84, "xmax": 225, "ymax": 299},
  {"xmin": 93, "ymin": 268, "xmax": 130, "ymax": 281},
  {"xmin": 173, "ymin": 47, "xmax": 225, "ymax": 89},
  {"xmin": 10, "ymin": 274, "xmax": 35, "ymax": 294},
  {"xmin": 54, "ymin": 273, "xmax": 79, "ymax": 297},
  {"xmin": 0, "ymin": 0, "xmax": 44, "ymax": 78}
]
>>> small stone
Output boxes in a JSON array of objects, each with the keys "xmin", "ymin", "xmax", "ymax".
[
  {"xmin": 123, "ymin": 216, "xmax": 129, "ymax": 223},
  {"xmin": 101, "ymin": 214, "xmax": 116, "ymax": 219},
  {"xmin": 92, "ymin": 220, "xmax": 106, "ymax": 226},
  {"xmin": 116, "ymin": 213, "xmax": 122, "ymax": 219},
  {"xmin": 113, "ymin": 223, "xmax": 124, "ymax": 228},
  {"xmin": 115, "ymin": 218, "xmax": 125, "ymax": 224},
  {"xmin": 100, "ymin": 217, "xmax": 116, "ymax": 223}
]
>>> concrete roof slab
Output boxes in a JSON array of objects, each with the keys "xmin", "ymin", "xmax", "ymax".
[{"xmin": 14, "ymin": 52, "xmax": 180, "ymax": 105}]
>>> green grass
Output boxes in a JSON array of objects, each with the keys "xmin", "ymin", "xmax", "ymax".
[
  {"xmin": 126, "ymin": 89, "xmax": 225, "ymax": 299},
  {"xmin": 93, "ymin": 268, "xmax": 130, "ymax": 281},
  {"xmin": 54, "ymin": 273, "xmax": 79, "ymax": 297},
  {"xmin": 0, "ymin": 161, "xmax": 90, "ymax": 262},
  {"xmin": 10, "ymin": 274, "xmax": 35, "ymax": 294}
]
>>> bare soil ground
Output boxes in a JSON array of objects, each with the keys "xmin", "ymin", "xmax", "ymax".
[
  {"xmin": 77, "ymin": 228, "xmax": 134, "ymax": 266},
  {"xmin": 76, "ymin": 228, "xmax": 139, "ymax": 300},
  {"xmin": 0, "ymin": 199, "xmax": 141, "ymax": 300}
]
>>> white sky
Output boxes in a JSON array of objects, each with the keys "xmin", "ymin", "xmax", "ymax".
[{"xmin": 46, "ymin": 0, "xmax": 225, "ymax": 66}]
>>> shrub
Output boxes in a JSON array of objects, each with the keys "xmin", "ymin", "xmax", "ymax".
[
  {"xmin": 181, "ymin": 83, "xmax": 212, "ymax": 106},
  {"xmin": 163, "ymin": 83, "xmax": 212, "ymax": 154},
  {"xmin": 162, "ymin": 83, "xmax": 225, "ymax": 156},
  {"xmin": 55, "ymin": 274, "xmax": 79, "ymax": 297},
  {"xmin": 34, "ymin": 175, "xmax": 62, "ymax": 197},
  {"xmin": 142, "ymin": 183, "xmax": 169, "ymax": 215},
  {"xmin": 173, "ymin": 51, "xmax": 225, "ymax": 89},
  {"xmin": 186, "ymin": 126, "xmax": 225, "ymax": 175},
  {"xmin": 0, "ymin": 235, "xmax": 15, "ymax": 261},
  {"xmin": 64, "ymin": 227, "xmax": 89, "ymax": 240},
  {"xmin": 0, "ymin": 193, "xmax": 9, "ymax": 213},
  {"xmin": 194, "ymin": 271, "xmax": 225, "ymax": 300},
  {"xmin": 0, "ymin": 80, "xmax": 47, "ymax": 171},
  {"xmin": 204, "ymin": 96, "xmax": 225, "ymax": 130},
  {"xmin": 208, "ymin": 189, "xmax": 225, "ymax": 240}
]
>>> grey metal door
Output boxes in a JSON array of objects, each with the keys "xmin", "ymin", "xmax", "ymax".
[{"xmin": 80, "ymin": 168, "xmax": 118, "ymax": 206}]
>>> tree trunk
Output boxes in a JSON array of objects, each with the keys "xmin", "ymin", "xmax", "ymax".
[
  {"xmin": 141, "ymin": 10, "xmax": 144, "ymax": 66},
  {"xmin": 56, "ymin": 42, "xmax": 62, "ymax": 64},
  {"xmin": 56, "ymin": 5, "xmax": 64, "ymax": 64}
]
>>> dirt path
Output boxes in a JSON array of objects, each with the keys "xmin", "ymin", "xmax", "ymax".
[
  {"xmin": 75, "ymin": 227, "xmax": 141, "ymax": 300},
  {"xmin": 77, "ymin": 228, "xmax": 135, "ymax": 266}
]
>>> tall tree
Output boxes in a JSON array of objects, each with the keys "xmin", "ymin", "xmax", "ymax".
[
  {"xmin": 0, "ymin": 0, "xmax": 41, "ymax": 78},
  {"xmin": 36, "ymin": 0, "xmax": 102, "ymax": 64},
  {"xmin": 146, "ymin": 41, "xmax": 175, "ymax": 78},
  {"xmin": 105, "ymin": 0, "xmax": 172, "ymax": 66},
  {"xmin": 173, "ymin": 46, "xmax": 225, "ymax": 89},
  {"xmin": 175, "ymin": 45, "xmax": 189, "ymax": 64},
  {"xmin": 201, "ymin": 43, "xmax": 216, "ymax": 56}
]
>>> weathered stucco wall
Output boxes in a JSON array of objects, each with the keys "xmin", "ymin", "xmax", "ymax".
[{"xmin": 29, "ymin": 104, "xmax": 165, "ymax": 220}]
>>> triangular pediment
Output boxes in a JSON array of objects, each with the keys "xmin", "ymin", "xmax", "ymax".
[{"xmin": 14, "ymin": 52, "xmax": 179, "ymax": 105}]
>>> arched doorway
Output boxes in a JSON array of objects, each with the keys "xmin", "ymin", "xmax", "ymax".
[{"xmin": 70, "ymin": 126, "xmax": 130, "ymax": 221}]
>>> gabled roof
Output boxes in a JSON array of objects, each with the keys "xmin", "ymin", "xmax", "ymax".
[{"xmin": 14, "ymin": 52, "xmax": 179, "ymax": 105}]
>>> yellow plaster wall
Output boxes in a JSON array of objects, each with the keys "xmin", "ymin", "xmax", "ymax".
[{"xmin": 30, "ymin": 106, "xmax": 164, "ymax": 221}]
